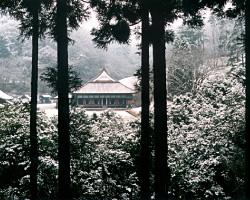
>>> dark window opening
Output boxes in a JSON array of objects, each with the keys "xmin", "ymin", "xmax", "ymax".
[
  {"xmin": 85, "ymin": 99, "xmax": 90, "ymax": 104},
  {"xmin": 119, "ymin": 99, "xmax": 125, "ymax": 105},
  {"xmin": 78, "ymin": 98, "xmax": 83, "ymax": 105},
  {"xmin": 94, "ymin": 99, "xmax": 99, "ymax": 104}
]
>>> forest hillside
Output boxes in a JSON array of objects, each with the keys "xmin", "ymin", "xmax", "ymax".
[{"xmin": 0, "ymin": 15, "xmax": 140, "ymax": 96}]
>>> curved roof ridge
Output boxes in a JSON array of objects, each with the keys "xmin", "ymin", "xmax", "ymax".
[{"xmin": 89, "ymin": 68, "xmax": 118, "ymax": 83}]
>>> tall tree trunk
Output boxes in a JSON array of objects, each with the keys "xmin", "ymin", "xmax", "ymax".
[
  {"xmin": 30, "ymin": 0, "xmax": 39, "ymax": 198},
  {"xmin": 57, "ymin": 0, "xmax": 71, "ymax": 199},
  {"xmin": 150, "ymin": 1, "xmax": 169, "ymax": 199},
  {"xmin": 140, "ymin": 0, "xmax": 151, "ymax": 199},
  {"xmin": 245, "ymin": 0, "xmax": 250, "ymax": 199}
]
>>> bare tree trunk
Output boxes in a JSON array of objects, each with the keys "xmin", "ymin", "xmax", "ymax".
[
  {"xmin": 57, "ymin": 0, "xmax": 71, "ymax": 199},
  {"xmin": 150, "ymin": 1, "xmax": 169, "ymax": 199},
  {"xmin": 30, "ymin": 0, "xmax": 39, "ymax": 198},
  {"xmin": 140, "ymin": 0, "xmax": 151, "ymax": 199},
  {"xmin": 245, "ymin": 0, "xmax": 250, "ymax": 199}
]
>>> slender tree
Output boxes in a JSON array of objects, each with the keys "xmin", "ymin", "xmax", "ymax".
[
  {"xmin": 245, "ymin": 0, "xmax": 250, "ymax": 198},
  {"xmin": 90, "ymin": 1, "xmax": 207, "ymax": 199},
  {"xmin": 89, "ymin": 1, "xmax": 153, "ymax": 198},
  {"xmin": 150, "ymin": 1, "xmax": 168, "ymax": 198},
  {"xmin": 56, "ymin": 0, "xmax": 71, "ymax": 198},
  {"xmin": 1, "ymin": 1, "xmax": 53, "ymax": 198},
  {"xmin": 140, "ymin": 0, "xmax": 151, "ymax": 199},
  {"xmin": 30, "ymin": 0, "xmax": 39, "ymax": 198},
  {"xmin": 51, "ymin": 0, "xmax": 89, "ymax": 198}
]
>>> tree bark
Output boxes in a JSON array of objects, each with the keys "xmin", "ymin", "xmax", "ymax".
[
  {"xmin": 30, "ymin": 0, "xmax": 39, "ymax": 198},
  {"xmin": 57, "ymin": 0, "xmax": 71, "ymax": 199},
  {"xmin": 140, "ymin": 1, "xmax": 151, "ymax": 199},
  {"xmin": 150, "ymin": 1, "xmax": 169, "ymax": 199},
  {"xmin": 245, "ymin": 0, "xmax": 250, "ymax": 199}
]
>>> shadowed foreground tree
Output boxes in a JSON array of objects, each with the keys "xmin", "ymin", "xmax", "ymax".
[
  {"xmin": 245, "ymin": 0, "xmax": 250, "ymax": 198},
  {"xmin": 150, "ymin": 1, "xmax": 168, "ymax": 198},
  {"xmin": 30, "ymin": 1, "xmax": 39, "ymax": 198},
  {"xmin": 1, "ymin": 0, "xmax": 53, "ymax": 198},
  {"xmin": 89, "ymin": 1, "xmax": 152, "ymax": 198},
  {"xmin": 53, "ymin": 0, "xmax": 89, "ymax": 198},
  {"xmin": 56, "ymin": 0, "xmax": 71, "ymax": 198},
  {"xmin": 90, "ymin": 0, "xmax": 209, "ymax": 199},
  {"xmin": 140, "ymin": 0, "xmax": 151, "ymax": 199}
]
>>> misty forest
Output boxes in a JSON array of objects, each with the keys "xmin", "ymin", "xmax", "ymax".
[{"xmin": 0, "ymin": 0, "xmax": 250, "ymax": 200}]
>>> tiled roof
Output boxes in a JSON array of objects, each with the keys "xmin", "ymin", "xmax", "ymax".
[{"xmin": 74, "ymin": 68, "xmax": 135, "ymax": 94}]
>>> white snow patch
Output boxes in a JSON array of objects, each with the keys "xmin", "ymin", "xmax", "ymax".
[
  {"xmin": 38, "ymin": 103, "xmax": 138, "ymax": 121},
  {"xmin": 119, "ymin": 76, "xmax": 138, "ymax": 90}
]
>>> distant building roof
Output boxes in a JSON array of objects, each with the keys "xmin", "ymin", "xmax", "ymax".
[
  {"xmin": 0, "ymin": 90, "xmax": 13, "ymax": 100},
  {"xmin": 74, "ymin": 68, "xmax": 135, "ymax": 94},
  {"xmin": 54, "ymin": 94, "xmax": 72, "ymax": 99},
  {"xmin": 119, "ymin": 76, "xmax": 139, "ymax": 90},
  {"xmin": 41, "ymin": 94, "xmax": 52, "ymax": 98},
  {"xmin": 20, "ymin": 94, "xmax": 31, "ymax": 100}
]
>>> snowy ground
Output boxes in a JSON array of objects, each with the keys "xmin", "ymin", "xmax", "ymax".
[{"xmin": 37, "ymin": 103, "xmax": 139, "ymax": 122}]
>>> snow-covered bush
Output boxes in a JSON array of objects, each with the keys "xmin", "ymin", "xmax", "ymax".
[
  {"xmin": 0, "ymin": 102, "xmax": 58, "ymax": 199},
  {"xmin": 70, "ymin": 109, "xmax": 140, "ymax": 199},
  {"xmin": 0, "ymin": 104, "xmax": 140, "ymax": 199},
  {"xmin": 168, "ymin": 66, "xmax": 245, "ymax": 199},
  {"xmin": 0, "ymin": 102, "xmax": 30, "ymax": 199},
  {"xmin": 2, "ymin": 71, "xmax": 244, "ymax": 200}
]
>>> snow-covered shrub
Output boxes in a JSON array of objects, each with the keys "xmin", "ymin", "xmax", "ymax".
[
  {"xmin": 0, "ymin": 102, "xmax": 58, "ymax": 199},
  {"xmin": 168, "ymin": 66, "xmax": 245, "ymax": 199},
  {"xmin": 0, "ymin": 103, "xmax": 140, "ymax": 199},
  {"xmin": 0, "ymin": 102, "xmax": 30, "ymax": 199},
  {"xmin": 70, "ymin": 109, "xmax": 140, "ymax": 199}
]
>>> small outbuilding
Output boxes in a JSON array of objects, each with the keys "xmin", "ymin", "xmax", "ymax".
[
  {"xmin": 39, "ymin": 94, "xmax": 52, "ymax": 104},
  {"xmin": 19, "ymin": 94, "xmax": 31, "ymax": 102},
  {"xmin": 72, "ymin": 68, "xmax": 135, "ymax": 108}
]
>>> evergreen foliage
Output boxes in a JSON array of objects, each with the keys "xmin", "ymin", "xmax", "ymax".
[
  {"xmin": 40, "ymin": 65, "xmax": 82, "ymax": 95},
  {"xmin": 0, "ymin": 104, "xmax": 141, "ymax": 199},
  {"xmin": 168, "ymin": 65, "xmax": 245, "ymax": 199},
  {"xmin": 0, "ymin": 64, "xmax": 245, "ymax": 199}
]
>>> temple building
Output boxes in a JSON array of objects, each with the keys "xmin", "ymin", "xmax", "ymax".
[{"xmin": 72, "ymin": 68, "xmax": 135, "ymax": 108}]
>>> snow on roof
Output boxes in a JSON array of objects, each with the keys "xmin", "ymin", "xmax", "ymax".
[
  {"xmin": 119, "ymin": 76, "xmax": 138, "ymax": 90},
  {"xmin": 54, "ymin": 94, "xmax": 72, "ymax": 99},
  {"xmin": 74, "ymin": 82, "xmax": 135, "ymax": 94},
  {"xmin": 41, "ymin": 94, "xmax": 52, "ymax": 98},
  {"xmin": 74, "ymin": 68, "xmax": 135, "ymax": 94},
  {"xmin": 0, "ymin": 90, "xmax": 13, "ymax": 100},
  {"xmin": 20, "ymin": 94, "xmax": 31, "ymax": 99},
  {"xmin": 91, "ymin": 68, "xmax": 117, "ymax": 83}
]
